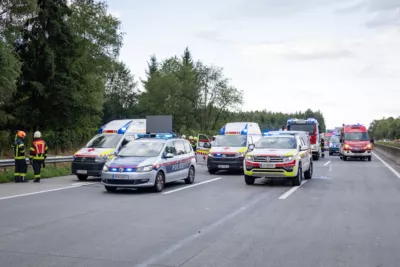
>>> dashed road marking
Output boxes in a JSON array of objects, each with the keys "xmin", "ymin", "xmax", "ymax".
[
  {"xmin": 278, "ymin": 180, "xmax": 307, "ymax": 200},
  {"xmin": 324, "ymin": 161, "xmax": 331, "ymax": 166},
  {"xmin": 162, "ymin": 177, "xmax": 222, "ymax": 195}
]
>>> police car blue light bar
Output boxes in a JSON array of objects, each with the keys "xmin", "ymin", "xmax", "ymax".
[
  {"xmin": 117, "ymin": 121, "xmax": 132, "ymax": 134},
  {"xmin": 137, "ymin": 133, "xmax": 175, "ymax": 139}
]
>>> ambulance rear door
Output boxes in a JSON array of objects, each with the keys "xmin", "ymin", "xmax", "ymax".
[{"xmin": 196, "ymin": 134, "xmax": 211, "ymax": 165}]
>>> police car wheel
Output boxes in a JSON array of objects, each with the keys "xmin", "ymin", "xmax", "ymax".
[
  {"xmin": 105, "ymin": 186, "xmax": 117, "ymax": 192},
  {"xmin": 184, "ymin": 166, "xmax": 195, "ymax": 184},
  {"xmin": 77, "ymin": 175, "xmax": 88, "ymax": 181},
  {"xmin": 153, "ymin": 172, "xmax": 165, "ymax": 192}
]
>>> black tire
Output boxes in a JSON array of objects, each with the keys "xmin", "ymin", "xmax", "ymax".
[
  {"xmin": 153, "ymin": 171, "xmax": 165, "ymax": 192},
  {"xmin": 244, "ymin": 175, "xmax": 255, "ymax": 185},
  {"xmin": 292, "ymin": 166, "xmax": 302, "ymax": 186},
  {"xmin": 184, "ymin": 166, "xmax": 195, "ymax": 184},
  {"xmin": 208, "ymin": 169, "xmax": 217, "ymax": 174},
  {"xmin": 329, "ymin": 151, "xmax": 333, "ymax": 156},
  {"xmin": 368, "ymin": 156, "xmax": 372, "ymax": 161},
  {"xmin": 77, "ymin": 174, "xmax": 88, "ymax": 181},
  {"xmin": 304, "ymin": 162, "xmax": 313, "ymax": 180},
  {"xmin": 343, "ymin": 156, "xmax": 348, "ymax": 161},
  {"xmin": 105, "ymin": 186, "xmax": 117, "ymax": 192}
]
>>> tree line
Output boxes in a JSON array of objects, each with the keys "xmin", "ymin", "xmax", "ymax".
[
  {"xmin": 369, "ymin": 117, "xmax": 400, "ymax": 140},
  {"xmin": 0, "ymin": 0, "xmax": 326, "ymax": 156}
]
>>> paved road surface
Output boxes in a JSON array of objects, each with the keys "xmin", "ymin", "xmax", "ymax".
[{"xmin": 0, "ymin": 151, "xmax": 399, "ymax": 267}]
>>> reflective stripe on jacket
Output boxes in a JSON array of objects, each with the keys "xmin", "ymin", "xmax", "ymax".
[{"xmin": 30, "ymin": 139, "xmax": 48, "ymax": 160}]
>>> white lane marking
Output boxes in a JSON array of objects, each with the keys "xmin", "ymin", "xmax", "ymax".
[
  {"xmin": 329, "ymin": 164, "xmax": 332, "ymax": 173},
  {"xmin": 372, "ymin": 152, "xmax": 400, "ymax": 179},
  {"xmin": 313, "ymin": 176, "xmax": 332, "ymax": 180},
  {"xmin": 0, "ymin": 183, "xmax": 97, "ymax": 201},
  {"xmin": 278, "ymin": 180, "xmax": 308, "ymax": 200},
  {"xmin": 162, "ymin": 177, "xmax": 222, "ymax": 195},
  {"xmin": 135, "ymin": 191, "xmax": 270, "ymax": 267},
  {"xmin": 71, "ymin": 182, "xmax": 98, "ymax": 186},
  {"xmin": 324, "ymin": 161, "xmax": 331, "ymax": 166}
]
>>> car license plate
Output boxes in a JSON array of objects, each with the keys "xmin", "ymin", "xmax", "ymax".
[
  {"xmin": 113, "ymin": 175, "xmax": 129, "ymax": 180},
  {"xmin": 261, "ymin": 163, "xmax": 275, "ymax": 168},
  {"xmin": 218, "ymin": 165, "xmax": 229, "ymax": 169},
  {"xmin": 77, "ymin": 170, "xmax": 87, "ymax": 174}
]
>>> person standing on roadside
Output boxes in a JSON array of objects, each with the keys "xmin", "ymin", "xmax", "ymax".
[
  {"xmin": 29, "ymin": 131, "xmax": 48, "ymax": 183},
  {"xmin": 13, "ymin": 131, "xmax": 28, "ymax": 183}
]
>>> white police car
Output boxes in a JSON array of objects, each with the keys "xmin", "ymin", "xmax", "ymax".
[{"xmin": 101, "ymin": 133, "xmax": 196, "ymax": 193}]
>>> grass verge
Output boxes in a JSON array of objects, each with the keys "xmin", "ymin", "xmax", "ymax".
[
  {"xmin": 376, "ymin": 142, "xmax": 400, "ymax": 149},
  {"xmin": 0, "ymin": 165, "xmax": 71, "ymax": 183}
]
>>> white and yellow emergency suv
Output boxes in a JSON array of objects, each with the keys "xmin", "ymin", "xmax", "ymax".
[
  {"xmin": 72, "ymin": 119, "xmax": 146, "ymax": 180},
  {"xmin": 205, "ymin": 122, "xmax": 262, "ymax": 174},
  {"xmin": 244, "ymin": 133, "xmax": 313, "ymax": 186}
]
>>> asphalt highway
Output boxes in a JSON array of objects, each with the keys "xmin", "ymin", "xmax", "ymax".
[{"xmin": 0, "ymin": 151, "xmax": 400, "ymax": 267}]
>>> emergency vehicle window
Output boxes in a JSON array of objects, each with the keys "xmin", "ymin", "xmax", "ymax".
[
  {"xmin": 164, "ymin": 142, "xmax": 177, "ymax": 156},
  {"xmin": 118, "ymin": 141, "xmax": 164, "ymax": 157},
  {"xmin": 87, "ymin": 134, "xmax": 123, "ymax": 148},
  {"xmin": 120, "ymin": 139, "xmax": 130, "ymax": 149},
  {"xmin": 344, "ymin": 132, "xmax": 369, "ymax": 141},
  {"xmin": 213, "ymin": 135, "xmax": 247, "ymax": 147},
  {"xmin": 198, "ymin": 134, "xmax": 210, "ymax": 148},
  {"xmin": 256, "ymin": 136, "xmax": 297, "ymax": 149},
  {"xmin": 174, "ymin": 140, "xmax": 186, "ymax": 155},
  {"xmin": 183, "ymin": 141, "xmax": 192, "ymax": 153},
  {"xmin": 289, "ymin": 124, "xmax": 315, "ymax": 135},
  {"xmin": 252, "ymin": 135, "xmax": 261, "ymax": 144}
]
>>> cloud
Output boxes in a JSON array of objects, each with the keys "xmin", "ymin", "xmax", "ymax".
[
  {"xmin": 195, "ymin": 30, "xmax": 235, "ymax": 44},
  {"xmin": 243, "ymin": 39, "xmax": 355, "ymax": 61}
]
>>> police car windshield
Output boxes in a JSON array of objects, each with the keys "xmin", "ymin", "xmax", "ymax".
[
  {"xmin": 118, "ymin": 141, "xmax": 164, "ymax": 157},
  {"xmin": 87, "ymin": 134, "xmax": 122, "ymax": 148},
  {"xmin": 256, "ymin": 136, "xmax": 297, "ymax": 149},
  {"xmin": 213, "ymin": 135, "xmax": 247, "ymax": 147},
  {"xmin": 289, "ymin": 124, "xmax": 314, "ymax": 135},
  {"xmin": 344, "ymin": 132, "xmax": 369, "ymax": 141}
]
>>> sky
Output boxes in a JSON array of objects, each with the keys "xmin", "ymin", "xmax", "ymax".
[{"xmin": 106, "ymin": 0, "xmax": 400, "ymax": 129}]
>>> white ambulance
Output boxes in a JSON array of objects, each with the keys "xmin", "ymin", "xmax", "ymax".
[
  {"xmin": 72, "ymin": 119, "xmax": 146, "ymax": 180},
  {"xmin": 196, "ymin": 122, "xmax": 262, "ymax": 174}
]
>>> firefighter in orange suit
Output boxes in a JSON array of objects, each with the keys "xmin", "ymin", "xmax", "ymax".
[{"xmin": 29, "ymin": 131, "xmax": 48, "ymax": 183}]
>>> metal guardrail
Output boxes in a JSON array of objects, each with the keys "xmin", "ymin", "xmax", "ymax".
[{"xmin": 0, "ymin": 156, "xmax": 73, "ymax": 167}]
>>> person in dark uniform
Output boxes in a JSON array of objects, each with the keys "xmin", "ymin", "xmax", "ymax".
[
  {"xmin": 13, "ymin": 131, "xmax": 28, "ymax": 183},
  {"xmin": 320, "ymin": 137, "xmax": 325, "ymax": 158},
  {"xmin": 29, "ymin": 131, "xmax": 48, "ymax": 183}
]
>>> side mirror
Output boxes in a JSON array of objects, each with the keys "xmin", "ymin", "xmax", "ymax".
[
  {"xmin": 165, "ymin": 153, "xmax": 174, "ymax": 159},
  {"xmin": 248, "ymin": 144, "xmax": 255, "ymax": 150},
  {"xmin": 203, "ymin": 143, "xmax": 211, "ymax": 149}
]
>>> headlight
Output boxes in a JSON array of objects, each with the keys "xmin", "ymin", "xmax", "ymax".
[
  {"xmin": 95, "ymin": 156, "xmax": 108, "ymax": 162},
  {"xmin": 365, "ymin": 144, "xmax": 372, "ymax": 149},
  {"xmin": 236, "ymin": 152, "xmax": 244, "ymax": 157},
  {"xmin": 136, "ymin": 165, "xmax": 153, "ymax": 172},
  {"xmin": 103, "ymin": 165, "xmax": 109, "ymax": 172},
  {"xmin": 283, "ymin": 156, "xmax": 294, "ymax": 162},
  {"xmin": 208, "ymin": 153, "xmax": 213, "ymax": 157},
  {"xmin": 246, "ymin": 155, "xmax": 254, "ymax": 161},
  {"xmin": 344, "ymin": 144, "xmax": 350, "ymax": 149}
]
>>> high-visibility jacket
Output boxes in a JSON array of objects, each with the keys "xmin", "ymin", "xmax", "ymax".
[
  {"xmin": 29, "ymin": 139, "xmax": 48, "ymax": 160},
  {"xmin": 13, "ymin": 138, "xmax": 25, "ymax": 160}
]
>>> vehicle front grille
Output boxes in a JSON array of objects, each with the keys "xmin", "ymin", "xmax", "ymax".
[
  {"xmin": 73, "ymin": 157, "xmax": 96, "ymax": 162},
  {"xmin": 254, "ymin": 156, "xmax": 283, "ymax": 162}
]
